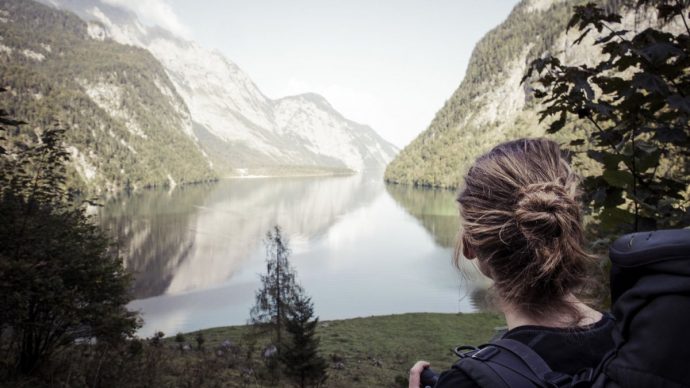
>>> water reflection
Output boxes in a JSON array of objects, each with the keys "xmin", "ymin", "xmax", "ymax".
[
  {"xmin": 98, "ymin": 175, "xmax": 493, "ymax": 336},
  {"xmin": 385, "ymin": 184, "xmax": 460, "ymax": 249},
  {"xmin": 385, "ymin": 183, "xmax": 493, "ymax": 303},
  {"xmin": 99, "ymin": 174, "xmax": 381, "ymax": 299},
  {"xmin": 99, "ymin": 185, "xmax": 213, "ymax": 298}
]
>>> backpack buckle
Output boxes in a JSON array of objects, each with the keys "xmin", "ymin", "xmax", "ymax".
[
  {"xmin": 453, "ymin": 345, "xmax": 479, "ymax": 358},
  {"xmin": 471, "ymin": 346, "xmax": 499, "ymax": 361}
]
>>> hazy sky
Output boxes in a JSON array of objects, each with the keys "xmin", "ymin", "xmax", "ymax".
[{"xmin": 114, "ymin": 0, "xmax": 520, "ymax": 148}]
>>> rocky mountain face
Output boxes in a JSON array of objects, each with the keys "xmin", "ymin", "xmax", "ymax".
[
  {"xmin": 0, "ymin": 0, "xmax": 215, "ymax": 193},
  {"xmin": 39, "ymin": 0, "xmax": 398, "ymax": 176},
  {"xmin": 384, "ymin": 0, "xmax": 671, "ymax": 189}
]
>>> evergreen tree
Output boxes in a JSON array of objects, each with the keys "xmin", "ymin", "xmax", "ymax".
[
  {"xmin": 0, "ymin": 88, "xmax": 138, "ymax": 375},
  {"xmin": 249, "ymin": 226, "xmax": 303, "ymax": 350},
  {"xmin": 280, "ymin": 295, "xmax": 328, "ymax": 388}
]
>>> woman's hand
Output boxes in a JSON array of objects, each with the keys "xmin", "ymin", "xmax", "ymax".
[{"xmin": 409, "ymin": 360, "xmax": 431, "ymax": 388}]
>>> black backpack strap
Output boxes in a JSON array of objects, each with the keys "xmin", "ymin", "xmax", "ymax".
[
  {"xmin": 491, "ymin": 339, "xmax": 572, "ymax": 387},
  {"xmin": 453, "ymin": 339, "xmax": 574, "ymax": 388}
]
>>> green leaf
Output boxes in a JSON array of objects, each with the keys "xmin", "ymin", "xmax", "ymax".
[
  {"xmin": 631, "ymin": 72, "xmax": 669, "ymax": 95},
  {"xmin": 636, "ymin": 140, "xmax": 658, "ymax": 154},
  {"xmin": 636, "ymin": 151, "xmax": 660, "ymax": 172},
  {"xmin": 603, "ymin": 187, "xmax": 626, "ymax": 208},
  {"xmin": 668, "ymin": 94, "xmax": 690, "ymax": 113},
  {"xmin": 638, "ymin": 40, "xmax": 683, "ymax": 66},
  {"xmin": 600, "ymin": 207, "xmax": 636, "ymax": 230},
  {"xmin": 602, "ymin": 169, "xmax": 633, "ymax": 188},
  {"xmin": 602, "ymin": 153, "xmax": 625, "ymax": 170},
  {"xmin": 547, "ymin": 111, "xmax": 567, "ymax": 133},
  {"xmin": 653, "ymin": 127, "xmax": 688, "ymax": 143}
]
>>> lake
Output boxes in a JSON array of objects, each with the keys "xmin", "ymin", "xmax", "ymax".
[{"xmin": 97, "ymin": 173, "xmax": 492, "ymax": 337}]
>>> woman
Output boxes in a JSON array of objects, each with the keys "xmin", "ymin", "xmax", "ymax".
[{"xmin": 409, "ymin": 138, "xmax": 615, "ymax": 388}]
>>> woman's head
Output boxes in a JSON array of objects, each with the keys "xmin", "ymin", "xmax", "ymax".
[{"xmin": 455, "ymin": 138, "xmax": 594, "ymax": 319}]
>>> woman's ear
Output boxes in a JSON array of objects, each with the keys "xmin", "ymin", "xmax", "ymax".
[
  {"xmin": 462, "ymin": 234, "xmax": 476, "ymax": 260},
  {"xmin": 461, "ymin": 232, "xmax": 493, "ymax": 279}
]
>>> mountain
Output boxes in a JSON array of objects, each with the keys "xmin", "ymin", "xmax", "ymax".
[
  {"xmin": 39, "ymin": 0, "xmax": 398, "ymax": 175},
  {"xmin": 384, "ymin": 0, "xmax": 648, "ymax": 189},
  {"xmin": 0, "ymin": 0, "xmax": 215, "ymax": 193}
]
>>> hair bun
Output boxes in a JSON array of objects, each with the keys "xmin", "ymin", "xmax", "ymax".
[{"xmin": 515, "ymin": 182, "xmax": 575, "ymax": 242}]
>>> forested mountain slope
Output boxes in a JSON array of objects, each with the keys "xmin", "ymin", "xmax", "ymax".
[
  {"xmin": 384, "ymin": 0, "xmax": 628, "ymax": 188},
  {"xmin": 41, "ymin": 0, "xmax": 398, "ymax": 174},
  {"xmin": 0, "ymin": 0, "xmax": 214, "ymax": 193}
]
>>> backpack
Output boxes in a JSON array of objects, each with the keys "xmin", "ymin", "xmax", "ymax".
[{"xmin": 447, "ymin": 228, "xmax": 690, "ymax": 388}]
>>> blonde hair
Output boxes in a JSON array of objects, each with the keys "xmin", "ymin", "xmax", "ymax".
[{"xmin": 455, "ymin": 138, "xmax": 596, "ymax": 319}]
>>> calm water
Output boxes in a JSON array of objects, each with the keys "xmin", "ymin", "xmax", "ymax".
[{"xmin": 97, "ymin": 174, "xmax": 492, "ymax": 337}]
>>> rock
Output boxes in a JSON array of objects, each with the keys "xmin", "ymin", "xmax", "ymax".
[
  {"xmin": 262, "ymin": 344, "xmax": 277, "ymax": 358},
  {"xmin": 221, "ymin": 340, "xmax": 234, "ymax": 350}
]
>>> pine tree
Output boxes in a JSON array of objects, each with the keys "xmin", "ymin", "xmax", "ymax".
[
  {"xmin": 280, "ymin": 295, "xmax": 328, "ymax": 388},
  {"xmin": 249, "ymin": 225, "xmax": 303, "ymax": 350}
]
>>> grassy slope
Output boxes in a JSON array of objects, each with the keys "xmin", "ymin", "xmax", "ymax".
[{"xmin": 168, "ymin": 312, "xmax": 505, "ymax": 387}]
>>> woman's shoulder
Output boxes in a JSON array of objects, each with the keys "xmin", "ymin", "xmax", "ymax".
[
  {"xmin": 434, "ymin": 314, "xmax": 615, "ymax": 387},
  {"xmin": 501, "ymin": 312, "xmax": 616, "ymax": 375}
]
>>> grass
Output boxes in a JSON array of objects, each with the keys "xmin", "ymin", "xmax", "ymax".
[
  {"xmin": 176, "ymin": 312, "xmax": 506, "ymax": 387},
  {"xmin": 1, "ymin": 312, "xmax": 505, "ymax": 387}
]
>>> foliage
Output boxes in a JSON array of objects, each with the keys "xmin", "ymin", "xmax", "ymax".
[
  {"xmin": 249, "ymin": 226, "xmax": 304, "ymax": 350},
  {"xmin": 523, "ymin": 0, "xmax": 690, "ymax": 232},
  {"xmin": 196, "ymin": 332, "xmax": 206, "ymax": 350},
  {"xmin": 175, "ymin": 332, "xmax": 186, "ymax": 351},
  {"xmin": 280, "ymin": 295, "xmax": 328, "ymax": 388},
  {"xmin": 0, "ymin": 91, "xmax": 138, "ymax": 377},
  {"xmin": 151, "ymin": 331, "xmax": 165, "ymax": 347}
]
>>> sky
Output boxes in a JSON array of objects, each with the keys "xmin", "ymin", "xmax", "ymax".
[{"xmin": 106, "ymin": 0, "xmax": 521, "ymax": 148}]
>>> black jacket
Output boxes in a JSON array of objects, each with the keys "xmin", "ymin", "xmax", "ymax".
[{"xmin": 434, "ymin": 314, "xmax": 616, "ymax": 387}]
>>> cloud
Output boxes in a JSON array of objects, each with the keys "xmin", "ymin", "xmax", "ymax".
[{"xmin": 100, "ymin": 0, "xmax": 191, "ymax": 37}]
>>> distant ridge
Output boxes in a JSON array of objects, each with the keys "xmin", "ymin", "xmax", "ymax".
[{"xmin": 39, "ymin": 0, "xmax": 398, "ymax": 176}]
